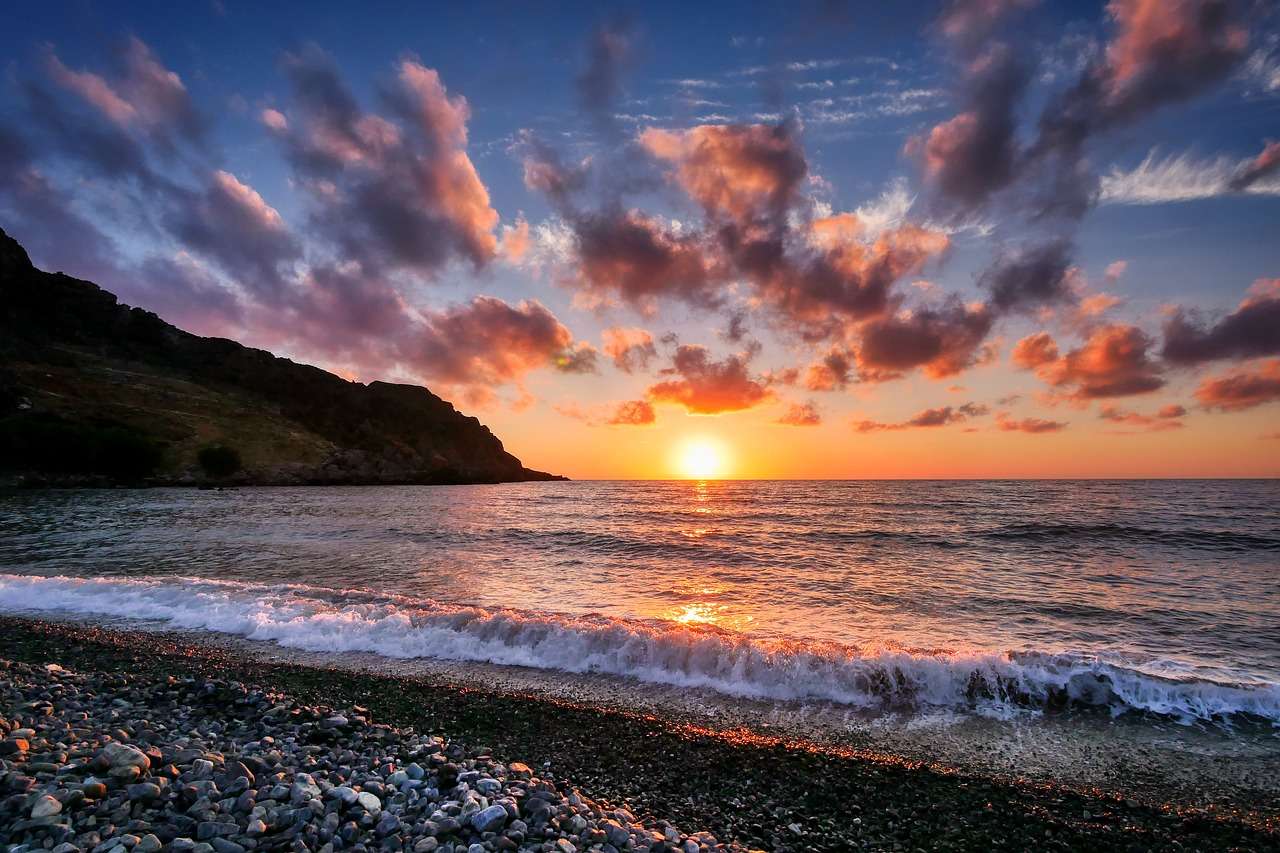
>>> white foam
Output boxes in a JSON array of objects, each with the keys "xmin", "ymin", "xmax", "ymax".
[{"xmin": 1, "ymin": 573, "xmax": 1276, "ymax": 723}]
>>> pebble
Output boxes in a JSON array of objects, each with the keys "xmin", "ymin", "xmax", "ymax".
[{"xmin": 0, "ymin": 657, "xmax": 746, "ymax": 853}]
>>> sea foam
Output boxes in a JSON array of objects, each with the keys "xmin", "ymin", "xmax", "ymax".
[{"xmin": 1, "ymin": 572, "xmax": 1276, "ymax": 724}]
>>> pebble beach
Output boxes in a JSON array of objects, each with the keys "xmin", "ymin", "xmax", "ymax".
[{"xmin": 2, "ymin": 617, "xmax": 1277, "ymax": 852}]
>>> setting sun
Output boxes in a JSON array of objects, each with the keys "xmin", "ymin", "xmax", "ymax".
[{"xmin": 675, "ymin": 438, "xmax": 729, "ymax": 479}]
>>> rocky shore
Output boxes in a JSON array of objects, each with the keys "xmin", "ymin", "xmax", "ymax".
[
  {"xmin": 1, "ymin": 618, "xmax": 1277, "ymax": 852},
  {"xmin": 0, "ymin": 659, "xmax": 735, "ymax": 853}
]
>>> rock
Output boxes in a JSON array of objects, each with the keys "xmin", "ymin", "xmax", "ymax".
[
  {"xmin": 356, "ymin": 791, "xmax": 381, "ymax": 813},
  {"xmin": 375, "ymin": 811, "xmax": 401, "ymax": 837},
  {"xmin": 136, "ymin": 835, "xmax": 162, "ymax": 853},
  {"xmin": 127, "ymin": 782, "xmax": 162, "ymax": 802},
  {"xmin": 170, "ymin": 840, "xmax": 196, "ymax": 852},
  {"xmin": 246, "ymin": 820, "xmax": 266, "ymax": 836},
  {"xmin": 413, "ymin": 839, "xmax": 438, "ymax": 853},
  {"xmin": 507, "ymin": 763, "xmax": 532, "ymax": 779},
  {"xmin": 475, "ymin": 778, "xmax": 501, "ymax": 795},
  {"xmin": 555, "ymin": 841, "xmax": 577, "ymax": 853},
  {"xmin": 31, "ymin": 794, "xmax": 63, "ymax": 817},
  {"xmin": 101, "ymin": 743, "xmax": 151, "ymax": 772},
  {"xmin": 0, "ymin": 737, "xmax": 30, "ymax": 755},
  {"xmin": 209, "ymin": 839, "xmax": 246, "ymax": 853},
  {"xmin": 82, "ymin": 782, "xmax": 108, "ymax": 799},
  {"xmin": 196, "ymin": 822, "xmax": 239, "ymax": 841},
  {"xmin": 471, "ymin": 804, "xmax": 507, "ymax": 834}
]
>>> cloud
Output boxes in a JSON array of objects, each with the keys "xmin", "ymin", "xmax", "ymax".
[
  {"xmin": 854, "ymin": 401, "xmax": 990, "ymax": 432},
  {"xmin": 1099, "ymin": 147, "xmax": 1280, "ymax": 203},
  {"xmin": 647, "ymin": 344, "xmax": 772, "ymax": 414},
  {"xmin": 272, "ymin": 48, "xmax": 499, "ymax": 278},
  {"xmin": 1024, "ymin": 324, "xmax": 1165, "ymax": 398},
  {"xmin": 1228, "ymin": 140, "xmax": 1280, "ymax": 191},
  {"xmin": 1162, "ymin": 279, "xmax": 1280, "ymax": 364},
  {"xmin": 171, "ymin": 170, "xmax": 301, "ymax": 303},
  {"xmin": 602, "ymin": 326, "xmax": 659, "ymax": 373},
  {"xmin": 1098, "ymin": 403, "xmax": 1186, "ymax": 430},
  {"xmin": 1194, "ymin": 359, "xmax": 1280, "ymax": 411},
  {"xmin": 995, "ymin": 412, "xmax": 1068, "ymax": 433},
  {"xmin": 410, "ymin": 296, "xmax": 595, "ymax": 386},
  {"xmin": 556, "ymin": 398, "xmax": 657, "ymax": 426},
  {"xmin": 802, "ymin": 346, "xmax": 854, "ymax": 391},
  {"xmin": 43, "ymin": 36, "xmax": 204, "ymax": 144},
  {"xmin": 910, "ymin": 44, "xmax": 1030, "ymax": 212},
  {"xmin": 856, "ymin": 298, "xmax": 994, "ymax": 379},
  {"xmin": 981, "ymin": 239, "xmax": 1075, "ymax": 313},
  {"xmin": 640, "ymin": 123, "xmax": 808, "ymax": 227},
  {"xmin": 607, "ymin": 399, "xmax": 657, "ymax": 425},
  {"xmin": 1011, "ymin": 331, "xmax": 1060, "ymax": 368},
  {"xmin": 577, "ymin": 20, "xmax": 634, "ymax": 133},
  {"xmin": 775, "ymin": 400, "xmax": 821, "ymax": 426}
]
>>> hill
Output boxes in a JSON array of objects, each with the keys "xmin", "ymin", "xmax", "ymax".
[{"xmin": 0, "ymin": 227, "xmax": 563, "ymax": 486}]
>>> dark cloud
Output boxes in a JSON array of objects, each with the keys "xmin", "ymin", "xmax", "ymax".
[
  {"xmin": 855, "ymin": 401, "xmax": 989, "ymax": 432},
  {"xmin": 171, "ymin": 171, "xmax": 301, "ymax": 304},
  {"xmin": 1228, "ymin": 140, "xmax": 1280, "ymax": 191},
  {"xmin": 803, "ymin": 346, "xmax": 854, "ymax": 391},
  {"xmin": 856, "ymin": 298, "xmax": 994, "ymax": 380},
  {"xmin": 982, "ymin": 239, "xmax": 1075, "ymax": 314},
  {"xmin": 647, "ymin": 344, "xmax": 772, "ymax": 414},
  {"xmin": 577, "ymin": 20, "xmax": 634, "ymax": 134},
  {"xmin": 1194, "ymin": 360, "xmax": 1280, "ymax": 411},
  {"xmin": 911, "ymin": 44, "xmax": 1031, "ymax": 213},
  {"xmin": 272, "ymin": 48, "xmax": 499, "ymax": 279},
  {"xmin": 1162, "ymin": 280, "xmax": 1280, "ymax": 364}
]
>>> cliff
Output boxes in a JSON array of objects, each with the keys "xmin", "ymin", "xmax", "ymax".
[{"xmin": 0, "ymin": 228, "xmax": 564, "ymax": 486}]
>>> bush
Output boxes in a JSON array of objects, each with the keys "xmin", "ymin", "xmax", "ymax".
[{"xmin": 197, "ymin": 444, "xmax": 242, "ymax": 479}]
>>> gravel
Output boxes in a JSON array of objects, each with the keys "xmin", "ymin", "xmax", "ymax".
[
  {"xmin": 1, "ymin": 617, "xmax": 1276, "ymax": 852},
  {"xmin": 0, "ymin": 659, "xmax": 743, "ymax": 853}
]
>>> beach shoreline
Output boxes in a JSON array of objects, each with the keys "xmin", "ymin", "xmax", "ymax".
[{"xmin": 1, "ymin": 616, "xmax": 1276, "ymax": 851}]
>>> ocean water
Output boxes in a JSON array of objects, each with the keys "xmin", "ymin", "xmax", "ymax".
[{"xmin": 1, "ymin": 480, "xmax": 1278, "ymax": 725}]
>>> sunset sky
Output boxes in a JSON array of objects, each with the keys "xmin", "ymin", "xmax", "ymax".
[{"xmin": 2, "ymin": 0, "xmax": 1278, "ymax": 478}]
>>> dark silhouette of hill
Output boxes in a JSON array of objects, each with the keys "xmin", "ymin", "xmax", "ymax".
[{"xmin": 0, "ymin": 227, "xmax": 564, "ymax": 486}]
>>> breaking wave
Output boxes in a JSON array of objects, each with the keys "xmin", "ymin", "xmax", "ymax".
[{"xmin": 1, "ymin": 572, "xmax": 1277, "ymax": 725}]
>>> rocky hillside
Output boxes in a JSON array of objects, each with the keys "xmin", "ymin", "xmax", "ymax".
[{"xmin": 0, "ymin": 228, "xmax": 563, "ymax": 486}]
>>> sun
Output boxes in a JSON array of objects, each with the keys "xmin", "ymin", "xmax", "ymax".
[{"xmin": 675, "ymin": 438, "xmax": 729, "ymax": 480}]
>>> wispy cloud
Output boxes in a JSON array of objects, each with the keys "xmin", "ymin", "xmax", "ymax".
[{"xmin": 1100, "ymin": 148, "xmax": 1280, "ymax": 205}]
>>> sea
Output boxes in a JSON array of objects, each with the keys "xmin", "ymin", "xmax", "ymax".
[{"xmin": 1, "ymin": 479, "xmax": 1277, "ymax": 732}]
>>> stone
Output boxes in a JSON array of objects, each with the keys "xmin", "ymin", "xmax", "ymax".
[
  {"xmin": 470, "ymin": 805, "xmax": 507, "ymax": 834},
  {"xmin": 356, "ymin": 792, "xmax": 381, "ymax": 813},
  {"xmin": 209, "ymin": 840, "xmax": 246, "ymax": 853},
  {"xmin": 375, "ymin": 812, "xmax": 401, "ymax": 837},
  {"xmin": 101, "ymin": 743, "xmax": 151, "ymax": 772},
  {"xmin": 475, "ymin": 779, "xmax": 501, "ymax": 796},
  {"xmin": 412, "ymin": 839, "xmax": 438, "ymax": 853},
  {"xmin": 136, "ymin": 835, "xmax": 162, "ymax": 853},
  {"xmin": 31, "ymin": 794, "xmax": 63, "ymax": 817},
  {"xmin": 554, "ymin": 842, "xmax": 577, "ymax": 853},
  {"xmin": 128, "ymin": 782, "xmax": 163, "ymax": 802}
]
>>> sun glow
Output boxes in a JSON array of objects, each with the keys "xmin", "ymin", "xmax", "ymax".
[{"xmin": 675, "ymin": 437, "xmax": 729, "ymax": 479}]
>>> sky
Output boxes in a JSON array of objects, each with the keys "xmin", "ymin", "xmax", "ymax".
[{"xmin": 1, "ymin": 0, "xmax": 1278, "ymax": 479}]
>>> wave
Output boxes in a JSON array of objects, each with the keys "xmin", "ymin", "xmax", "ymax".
[
  {"xmin": 0, "ymin": 573, "xmax": 1276, "ymax": 724},
  {"xmin": 982, "ymin": 522, "xmax": 1280, "ymax": 551}
]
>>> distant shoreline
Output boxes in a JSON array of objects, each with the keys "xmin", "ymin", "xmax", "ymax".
[{"xmin": 1, "ymin": 615, "xmax": 1276, "ymax": 850}]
